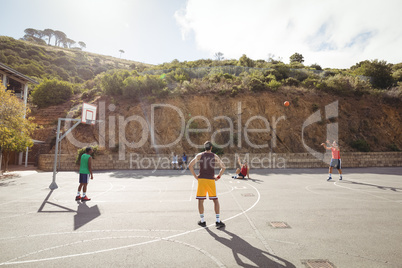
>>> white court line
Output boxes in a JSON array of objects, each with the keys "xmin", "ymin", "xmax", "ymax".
[
  {"xmin": 1, "ymin": 236, "xmax": 225, "ymax": 267},
  {"xmin": 343, "ymin": 179, "xmax": 402, "ymax": 193},
  {"xmin": 91, "ymin": 182, "xmax": 115, "ymax": 199},
  {"xmin": 0, "ymin": 191, "xmax": 46, "ymax": 207},
  {"xmin": 0, "ymin": 212, "xmax": 37, "ymax": 220},
  {"xmin": 304, "ymin": 183, "xmax": 328, "ymax": 195},
  {"xmin": 0, "ymin": 179, "xmax": 261, "ymax": 266},
  {"xmin": 51, "ymin": 182, "xmax": 116, "ymax": 203},
  {"xmin": 0, "ymin": 229, "xmax": 187, "ymax": 241},
  {"xmin": 333, "ymin": 181, "xmax": 401, "ymax": 203},
  {"xmin": 305, "ymin": 181, "xmax": 402, "ymax": 204},
  {"xmin": 225, "ymin": 180, "xmax": 279, "ymax": 265},
  {"xmin": 263, "ymin": 237, "xmax": 392, "ymax": 266}
]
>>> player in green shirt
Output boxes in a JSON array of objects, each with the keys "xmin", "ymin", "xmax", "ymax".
[{"xmin": 76, "ymin": 147, "xmax": 94, "ymax": 202}]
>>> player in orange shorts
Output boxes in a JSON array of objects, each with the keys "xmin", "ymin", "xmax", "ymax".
[{"xmin": 189, "ymin": 141, "xmax": 226, "ymax": 228}]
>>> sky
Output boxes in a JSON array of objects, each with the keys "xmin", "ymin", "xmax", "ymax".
[{"xmin": 1, "ymin": 0, "xmax": 402, "ymax": 69}]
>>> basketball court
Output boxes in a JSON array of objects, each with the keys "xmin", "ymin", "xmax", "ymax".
[{"xmin": 0, "ymin": 167, "xmax": 401, "ymax": 267}]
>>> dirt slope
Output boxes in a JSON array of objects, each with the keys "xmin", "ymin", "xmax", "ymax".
[{"xmin": 30, "ymin": 90, "xmax": 402, "ymax": 156}]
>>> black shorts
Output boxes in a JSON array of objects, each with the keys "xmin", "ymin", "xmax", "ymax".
[
  {"xmin": 79, "ymin": 173, "xmax": 90, "ymax": 184},
  {"xmin": 237, "ymin": 172, "xmax": 246, "ymax": 178},
  {"xmin": 330, "ymin": 159, "xmax": 341, "ymax": 169}
]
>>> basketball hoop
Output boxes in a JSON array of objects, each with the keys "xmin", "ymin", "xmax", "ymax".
[
  {"xmin": 50, "ymin": 102, "xmax": 98, "ymax": 190},
  {"xmin": 82, "ymin": 103, "xmax": 97, "ymax": 125}
]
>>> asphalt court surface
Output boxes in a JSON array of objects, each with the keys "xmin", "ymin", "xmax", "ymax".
[{"xmin": 0, "ymin": 167, "xmax": 401, "ymax": 267}]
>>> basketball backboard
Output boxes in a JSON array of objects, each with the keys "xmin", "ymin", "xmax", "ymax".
[{"xmin": 81, "ymin": 102, "xmax": 97, "ymax": 125}]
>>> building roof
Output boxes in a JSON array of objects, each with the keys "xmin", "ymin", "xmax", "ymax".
[{"xmin": 0, "ymin": 62, "xmax": 39, "ymax": 85}]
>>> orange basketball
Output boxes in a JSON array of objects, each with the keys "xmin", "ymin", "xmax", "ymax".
[{"xmin": 284, "ymin": 101, "xmax": 290, "ymax": 107}]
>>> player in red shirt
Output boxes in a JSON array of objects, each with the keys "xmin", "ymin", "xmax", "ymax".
[
  {"xmin": 321, "ymin": 140, "xmax": 343, "ymax": 181},
  {"xmin": 232, "ymin": 156, "xmax": 250, "ymax": 179}
]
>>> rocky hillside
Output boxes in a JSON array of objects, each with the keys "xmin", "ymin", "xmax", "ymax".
[{"xmin": 29, "ymin": 89, "xmax": 402, "ymax": 157}]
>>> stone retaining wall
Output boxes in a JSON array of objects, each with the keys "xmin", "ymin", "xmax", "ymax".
[{"xmin": 38, "ymin": 152, "xmax": 402, "ymax": 171}]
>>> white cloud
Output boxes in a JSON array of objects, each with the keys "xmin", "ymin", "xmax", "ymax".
[{"xmin": 175, "ymin": 0, "xmax": 402, "ymax": 68}]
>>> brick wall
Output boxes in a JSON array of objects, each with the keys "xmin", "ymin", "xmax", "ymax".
[{"xmin": 38, "ymin": 152, "xmax": 402, "ymax": 171}]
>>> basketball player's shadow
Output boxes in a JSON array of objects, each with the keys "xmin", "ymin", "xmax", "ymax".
[
  {"xmin": 343, "ymin": 180, "xmax": 402, "ymax": 192},
  {"xmin": 74, "ymin": 201, "xmax": 101, "ymax": 230},
  {"xmin": 205, "ymin": 228, "xmax": 295, "ymax": 268}
]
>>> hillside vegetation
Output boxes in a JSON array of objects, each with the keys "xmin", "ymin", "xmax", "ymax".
[
  {"xmin": 1, "ymin": 36, "xmax": 401, "ymax": 156},
  {"xmin": 0, "ymin": 36, "xmax": 148, "ymax": 83}
]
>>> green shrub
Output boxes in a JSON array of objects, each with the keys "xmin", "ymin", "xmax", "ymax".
[
  {"xmin": 0, "ymin": 51, "xmax": 7, "ymax": 63},
  {"xmin": 291, "ymin": 69, "xmax": 309, "ymax": 82},
  {"xmin": 94, "ymin": 66, "xmax": 107, "ymax": 75},
  {"xmin": 6, "ymin": 55, "xmax": 19, "ymax": 65},
  {"xmin": 75, "ymin": 145, "xmax": 99, "ymax": 165},
  {"xmin": 82, "ymin": 88, "xmax": 101, "ymax": 99},
  {"xmin": 53, "ymin": 56, "xmax": 72, "ymax": 66},
  {"xmin": 267, "ymin": 79, "xmax": 281, "ymax": 91},
  {"xmin": 381, "ymin": 86, "xmax": 402, "ymax": 103},
  {"xmin": 325, "ymin": 74, "xmax": 353, "ymax": 94},
  {"xmin": 302, "ymin": 76, "xmax": 322, "ymax": 89},
  {"xmin": 238, "ymin": 54, "xmax": 255, "ymax": 67},
  {"xmin": 122, "ymin": 76, "xmax": 142, "ymax": 98},
  {"xmin": 273, "ymin": 62, "xmax": 290, "ymax": 80},
  {"xmin": 350, "ymin": 139, "xmax": 370, "ymax": 152},
  {"xmin": 265, "ymin": 73, "xmax": 276, "ymax": 83},
  {"xmin": 354, "ymin": 59, "xmax": 394, "ymax": 89},
  {"xmin": 205, "ymin": 72, "xmax": 224, "ymax": 83},
  {"xmin": 57, "ymin": 51, "xmax": 66, "ymax": 56},
  {"xmin": 310, "ymin": 63, "xmax": 322, "ymax": 70},
  {"xmin": 388, "ymin": 143, "xmax": 400, "ymax": 151},
  {"xmin": 223, "ymin": 73, "xmax": 234, "ymax": 80},
  {"xmin": 392, "ymin": 69, "xmax": 402, "ymax": 82},
  {"xmin": 264, "ymin": 69, "xmax": 282, "ymax": 80},
  {"xmin": 72, "ymin": 76, "xmax": 84, "ymax": 84},
  {"xmin": 31, "ymin": 79, "xmax": 73, "ymax": 108},
  {"xmin": 15, "ymin": 63, "xmax": 44, "ymax": 77},
  {"xmin": 100, "ymin": 70, "xmax": 130, "ymax": 95},
  {"xmin": 51, "ymin": 65, "xmax": 70, "ymax": 80},
  {"xmin": 322, "ymin": 70, "xmax": 337, "ymax": 77},
  {"xmin": 325, "ymin": 75, "xmax": 371, "ymax": 96},
  {"xmin": 173, "ymin": 68, "xmax": 190, "ymax": 82},
  {"xmin": 122, "ymin": 74, "xmax": 167, "ymax": 99},
  {"xmin": 230, "ymin": 88, "xmax": 238, "ymax": 97},
  {"xmin": 199, "ymin": 143, "xmax": 224, "ymax": 156},
  {"xmin": 77, "ymin": 67, "xmax": 94, "ymax": 80},
  {"xmin": 249, "ymin": 77, "xmax": 266, "ymax": 92},
  {"xmin": 284, "ymin": 77, "xmax": 300, "ymax": 87}
]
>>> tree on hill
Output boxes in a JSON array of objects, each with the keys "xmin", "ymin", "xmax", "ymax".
[
  {"xmin": 23, "ymin": 28, "xmax": 82, "ymax": 49},
  {"xmin": 238, "ymin": 54, "xmax": 255, "ymax": 67},
  {"xmin": 119, "ymin": 49, "xmax": 125, "ymax": 58},
  {"xmin": 214, "ymin": 52, "xmax": 224, "ymax": 61},
  {"xmin": 0, "ymin": 83, "xmax": 36, "ymax": 173},
  {"xmin": 54, "ymin": 30, "xmax": 67, "ymax": 47},
  {"xmin": 43, "ymin": 29, "xmax": 55, "ymax": 45},
  {"xmin": 353, "ymin": 59, "xmax": 394, "ymax": 89},
  {"xmin": 65, "ymin": 38, "xmax": 76, "ymax": 48},
  {"xmin": 290, "ymin": 52, "xmax": 304, "ymax": 63},
  {"xmin": 78, "ymin": 41, "xmax": 86, "ymax": 50},
  {"xmin": 22, "ymin": 28, "xmax": 46, "ymax": 45},
  {"xmin": 23, "ymin": 28, "xmax": 38, "ymax": 38}
]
